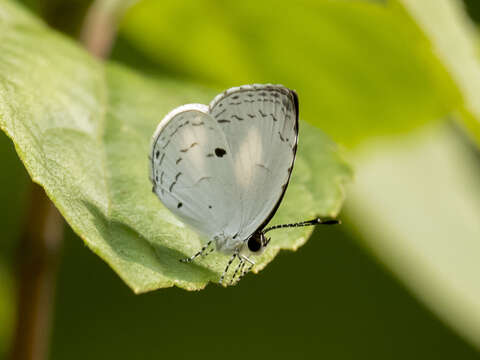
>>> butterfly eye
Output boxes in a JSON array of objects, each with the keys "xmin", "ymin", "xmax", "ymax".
[{"xmin": 247, "ymin": 236, "xmax": 262, "ymax": 252}]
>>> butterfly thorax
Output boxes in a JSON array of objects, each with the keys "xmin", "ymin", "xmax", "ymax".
[
  {"xmin": 213, "ymin": 233, "xmax": 244, "ymax": 254},
  {"xmin": 213, "ymin": 230, "xmax": 269, "ymax": 256}
]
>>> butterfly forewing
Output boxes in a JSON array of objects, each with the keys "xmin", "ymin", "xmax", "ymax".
[{"xmin": 208, "ymin": 85, "xmax": 298, "ymax": 240}]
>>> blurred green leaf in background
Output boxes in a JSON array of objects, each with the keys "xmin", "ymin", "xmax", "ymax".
[
  {"xmin": 347, "ymin": 122, "xmax": 480, "ymax": 346},
  {"xmin": 119, "ymin": 0, "xmax": 461, "ymax": 146},
  {"xmin": 1, "ymin": 0, "xmax": 480, "ymax": 359}
]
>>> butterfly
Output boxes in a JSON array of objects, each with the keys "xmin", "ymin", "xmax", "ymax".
[{"xmin": 149, "ymin": 84, "xmax": 339, "ymax": 285}]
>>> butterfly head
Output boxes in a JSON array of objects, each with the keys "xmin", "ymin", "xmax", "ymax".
[
  {"xmin": 246, "ymin": 231, "xmax": 270, "ymax": 255},
  {"xmin": 244, "ymin": 218, "xmax": 340, "ymax": 256}
]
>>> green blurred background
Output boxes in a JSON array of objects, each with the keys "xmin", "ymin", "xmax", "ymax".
[{"xmin": 3, "ymin": 0, "xmax": 480, "ymax": 359}]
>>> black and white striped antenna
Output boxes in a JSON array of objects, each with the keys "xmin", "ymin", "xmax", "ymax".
[{"xmin": 262, "ymin": 218, "xmax": 340, "ymax": 234}]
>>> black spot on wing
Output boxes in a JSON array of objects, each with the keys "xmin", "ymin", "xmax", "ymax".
[
  {"xmin": 259, "ymin": 109, "xmax": 267, "ymax": 118},
  {"xmin": 176, "ymin": 157, "xmax": 182, "ymax": 164},
  {"xmin": 217, "ymin": 119, "xmax": 231, "ymax": 123},
  {"xmin": 215, "ymin": 148, "xmax": 227, "ymax": 157},
  {"xmin": 177, "ymin": 202, "xmax": 183, "ymax": 208}
]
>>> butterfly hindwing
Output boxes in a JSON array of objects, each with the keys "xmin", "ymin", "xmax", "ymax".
[{"xmin": 150, "ymin": 104, "xmax": 242, "ymax": 239}]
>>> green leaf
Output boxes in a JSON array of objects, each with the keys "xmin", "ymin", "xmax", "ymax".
[
  {"xmin": 118, "ymin": 0, "xmax": 459, "ymax": 147},
  {"xmin": 397, "ymin": 0, "xmax": 480, "ymax": 147},
  {"xmin": 0, "ymin": 0, "xmax": 351, "ymax": 292},
  {"xmin": 346, "ymin": 123, "xmax": 480, "ymax": 347}
]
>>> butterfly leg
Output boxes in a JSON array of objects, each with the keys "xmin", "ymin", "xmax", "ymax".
[
  {"xmin": 219, "ymin": 252, "xmax": 238, "ymax": 285},
  {"xmin": 238, "ymin": 263, "xmax": 254, "ymax": 282},
  {"xmin": 236, "ymin": 255, "xmax": 254, "ymax": 283},
  {"xmin": 180, "ymin": 240, "xmax": 214, "ymax": 263},
  {"xmin": 229, "ymin": 259, "xmax": 245, "ymax": 286},
  {"xmin": 202, "ymin": 247, "xmax": 215, "ymax": 258}
]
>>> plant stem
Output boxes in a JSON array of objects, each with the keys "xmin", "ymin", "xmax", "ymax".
[
  {"xmin": 9, "ymin": 184, "xmax": 63, "ymax": 360},
  {"xmin": 80, "ymin": 0, "xmax": 134, "ymax": 59}
]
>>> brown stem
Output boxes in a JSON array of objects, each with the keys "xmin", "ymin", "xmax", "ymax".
[
  {"xmin": 80, "ymin": 0, "xmax": 128, "ymax": 59},
  {"xmin": 9, "ymin": 183, "xmax": 64, "ymax": 360}
]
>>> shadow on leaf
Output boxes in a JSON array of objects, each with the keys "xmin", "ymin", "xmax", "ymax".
[{"xmin": 82, "ymin": 201, "xmax": 218, "ymax": 288}]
